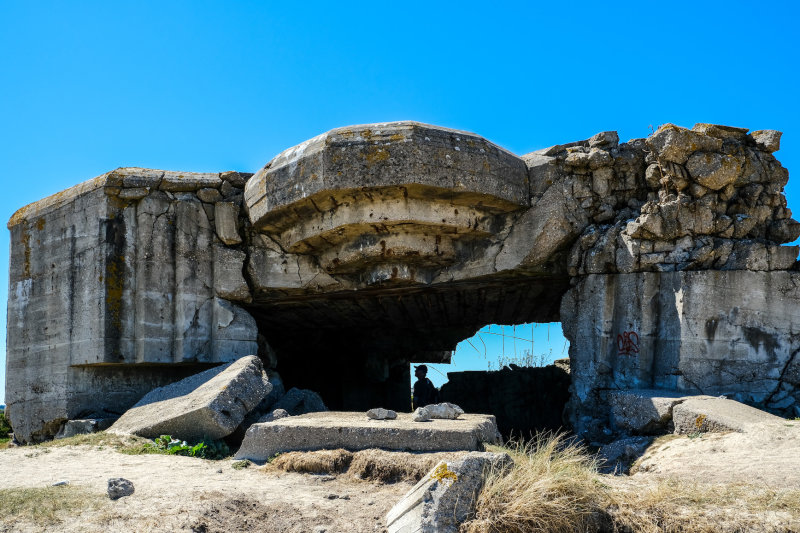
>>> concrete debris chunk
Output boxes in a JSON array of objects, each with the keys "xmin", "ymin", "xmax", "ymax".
[
  {"xmin": 55, "ymin": 418, "xmax": 116, "ymax": 440},
  {"xmin": 257, "ymin": 408, "xmax": 289, "ymax": 423},
  {"xmin": 272, "ymin": 387, "xmax": 328, "ymax": 416},
  {"xmin": 367, "ymin": 408, "xmax": 398, "ymax": 420},
  {"xmin": 386, "ymin": 451, "xmax": 511, "ymax": 533},
  {"xmin": 412, "ymin": 407, "xmax": 431, "ymax": 422},
  {"xmin": 424, "ymin": 403, "xmax": 464, "ymax": 420},
  {"xmin": 108, "ymin": 356, "xmax": 270, "ymax": 441},
  {"xmin": 672, "ymin": 396, "xmax": 785, "ymax": 435},
  {"xmin": 609, "ymin": 390, "xmax": 687, "ymax": 434},
  {"xmin": 107, "ymin": 478, "xmax": 135, "ymax": 500},
  {"xmin": 751, "ymin": 129, "xmax": 782, "ymax": 152}
]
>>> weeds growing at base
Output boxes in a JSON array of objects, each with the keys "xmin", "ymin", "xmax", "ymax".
[{"xmin": 33, "ymin": 431, "xmax": 232, "ymax": 459}]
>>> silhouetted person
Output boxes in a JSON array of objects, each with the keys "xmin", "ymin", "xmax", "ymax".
[{"xmin": 412, "ymin": 364, "xmax": 438, "ymax": 410}]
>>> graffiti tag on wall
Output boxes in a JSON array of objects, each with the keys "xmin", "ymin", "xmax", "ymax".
[{"xmin": 617, "ymin": 331, "xmax": 639, "ymax": 357}]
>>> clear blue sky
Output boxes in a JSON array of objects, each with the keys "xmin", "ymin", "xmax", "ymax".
[{"xmin": 1, "ymin": 1, "xmax": 799, "ymax": 403}]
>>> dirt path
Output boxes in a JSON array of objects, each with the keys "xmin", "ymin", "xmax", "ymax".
[{"xmin": 0, "ymin": 445, "xmax": 413, "ymax": 532}]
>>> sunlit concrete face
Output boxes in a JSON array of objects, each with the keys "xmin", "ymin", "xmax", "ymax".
[
  {"xmin": 7, "ymin": 121, "xmax": 800, "ymax": 443},
  {"xmin": 244, "ymin": 121, "xmax": 533, "ymax": 291}
]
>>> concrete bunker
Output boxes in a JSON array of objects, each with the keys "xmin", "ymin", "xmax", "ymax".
[{"xmin": 6, "ymin": 121, "xmax": 800, "ymax": 444}]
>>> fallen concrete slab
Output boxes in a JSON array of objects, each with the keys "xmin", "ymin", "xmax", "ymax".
[
  {"xmin": 109, "ymin": 356, "xmax": 270, "ymax": 441},
  {"xmin": 609, "ymin": 389, "xmax": 690, "ymax": 434},
  {"xmin": 386, "ymin": 451, "xmax": 510, "ymax": 533},
  {"xmin": 234, "ymin": 411, "xmax": 500, "ymax": 462},
  {"xmin": 672, "ymin": 396, "xmax": 786, "ymax": 434}
]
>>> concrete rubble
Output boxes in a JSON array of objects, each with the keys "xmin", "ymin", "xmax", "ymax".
[
  {"xmin": 367, "ymin": 408, "xmax": 397, "ymax": 420},
  {"xmin": 385, "ymin": 451, "xmax": 511, "ymax": 533},
  {"xmin": 5, "ymin": 120, "xmax": 800, "ymax": 443},
  {"xmin": 107, "ymin": 478, "xmax": 135, "ymax": 500},
  {"xmin": 108, "ymin": 356, "xmax": 270, "ymax": 441},
  {"xmin": 234, "ymin": 411, "xmax": 500, "ymax": 463}
]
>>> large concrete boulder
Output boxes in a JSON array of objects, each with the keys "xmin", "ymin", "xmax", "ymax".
[
  {"xmin": 234, "ymin": 411, "xmax": 499, "ymax": 463},
  {"xmin": 672, "ymin": 396, "xmax": 786, "ymax": 434},
  {"xmin": 386, "ymin": 451, "xmax": 511, "ymax": 533},
  {"xmin": 109, "ymin": 356, "xmax": 270, "ymax": 441},
  {"xmin": 609, "ymin": 389, "xmax": 688, "ymax": 434}
]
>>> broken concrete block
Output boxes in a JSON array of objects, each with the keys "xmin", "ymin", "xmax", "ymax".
[
  {"xmin": 55, "ymin": 418, "xmax": 116, "ymax": 440},
  {"xmin": 272, "ymin": 387, "xmax": 327, "ymax": 416},
  {"xmin": 234, "ymin": 412, "xmax": 499, "ymax": 462},
  {"xmin": 107, "ymin": 478, "xmax": 135, "ymax": 500},
  {"xmin": 425, "ymin": 403, "xmax": 464, "ymax": 420},
  {"xmin": 412, "ymin": 407, "xmax": 431, "ymax": 422},
  {"xmin": 386, "ymin": 451, "xmax": 511, "ymax": 533},
  {"xmin": 109, "ymin": 356, "xmax": 270, "ymax": 441},
  {"xmin": 672, "ymin": 396, "xmax": 785, "ymax": 435},
  {"xmin": 367, "ymin": 408, "xmax": 397, "ymax": 420},
  {"xmin": 609, "ymin": 390, "xmax": 687, "ymax": 434},
  {"xmin": 258, "ymin": 408, "xmax": 289, "ymax": 423}
]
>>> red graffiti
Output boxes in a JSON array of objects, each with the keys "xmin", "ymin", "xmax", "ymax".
[{"xmin": 617, "ymin": 331, "xmax": 639, "ymax": 356}]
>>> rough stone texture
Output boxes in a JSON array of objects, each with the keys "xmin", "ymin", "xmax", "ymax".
[
  {"xmin": 423, "ymin": 403, "xmax": 464, "ymax": 420},
  {"xmin": 55, "ymin": 418, "xmax": 115, "ymax": 439},
  {"xmin": 109, "ymin": 356, "xmax": 270, "ymax": 441},
  {"xmin": 234, "ymin": 411, "xmax": 500, "ymax": 462},
  {"xmin": 7, "ymin": 121, "xmax": 800, "ymax": 443},
  {"xmin": 609, "ymin": 390, "xmax": 687, "ymax": 434},
  {"xmin": 257, "ymin": 408, "xmax": 289, "ymax": 423},
  {"xmin": 107, "ymin": 478, "xmax": 135, "ymax": 500},
  {"xmin": 6, "ymin": 167, "xmax": 258, "ymax": 443},
  {"xmin": 563, "ymin": 271, "xmax": 800, "ymax": 440},
  {"xmin": 271, "ymin": 387, "xmax": 327, "ymax": 416},
  {"xmin": 412, "ymin": 407, "xmax": 431, "ymax": 422},
  {"xmin": 440, "ymin": 365, "xmax": 570, "ymax": 439},
  {"xmin": 367, "ymin": 408, "xmax": 397, "ymax": 420},
  {"xmin": 672, "ymin": 396, "xmax": 786, "ymax": 434},
  {"xmin": 597, "ymin": 436, "xmax": 653, "ymax": 475},
  {"xmin": 386, "ymin": 452, "xmax": 511, "ymax": 533}
]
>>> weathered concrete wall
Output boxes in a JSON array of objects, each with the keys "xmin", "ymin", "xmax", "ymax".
[
  {"xmin": 563, "ymin": 271, "xmax": 800, "ymax": 440},
  {"xmin": 6, "ymin": 121, "xmax": 800, "ymax": 443},
  {"xmin": 6, "ymin": 169, "xmax": 258, "ymax": 442}
]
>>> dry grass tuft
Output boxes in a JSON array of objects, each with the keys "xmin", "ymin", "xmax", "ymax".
[
  {"xmin": 349, "ymin": 450, "xmax": 463, "ymax": 483},
  {"xmin": 461, "ymin": 433, "xmax": 800, "ymax": 533},
  {"xmin": 463, "ymin": 433, "xmax": 607, "ymax": 533},
  {"xmin": 269, "ymin": 449, "xmax": 354, "ymax": 474},
  {"xmin": 265, "ymin": 448, "xmax": 465, "ymax": 483},
  {"xmin": 607, "ymin": 478, "xmax": 800, "ymax": 532},
  {"xmin": 38, "ymin": 431, "xmax": 152, "ymax": 451},
  {"xmin": 0, "ymin": 486, "xmax": 107, "ymax": 527}
]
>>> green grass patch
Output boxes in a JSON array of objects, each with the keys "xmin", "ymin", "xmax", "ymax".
[
  {"xmin": 0, "ymin": 485, "xmax": 106, "ymax": 527},
  {"xmin": 34, "ymin": 431, "xmax": 231, "ymax": 459}
]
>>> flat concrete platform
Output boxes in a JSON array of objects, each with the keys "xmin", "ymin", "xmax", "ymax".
[{"xmin": 234, "ymin": 411, "xmax": 500, "ymax": 462}]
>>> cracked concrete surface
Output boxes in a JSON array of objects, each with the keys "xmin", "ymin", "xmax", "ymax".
[{"xmin": 6, "ymin": 122, "xmax": 800, "ymax": 443}]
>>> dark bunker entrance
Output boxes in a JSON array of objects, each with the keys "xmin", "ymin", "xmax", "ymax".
[{"xmin": 245, "ymin": 275, "xmax": 572, "ymax": 438}]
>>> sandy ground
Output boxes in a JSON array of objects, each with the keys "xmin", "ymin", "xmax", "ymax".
[
  {"xmin": 0, "ymin": 445, "xmax": 413, "ymax": 532},
  {"xmin": 632, "ymin": 421, "xmax": 800, "ymax": 488},
  {"xmin": 2, "ymin": 421, "xmax": 800, "ymax": 532}
]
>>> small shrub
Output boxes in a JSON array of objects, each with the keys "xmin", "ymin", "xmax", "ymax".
[
  {"xmin": 232, "ymin": 459, "xmax": 252, "ymax": 470},
  {"xmin": 121, "ymin": 435, "xmax": 230, "ymax": 459},
  {"xmin": 0, "ymin": 409, "xmax": 12, "ymax": 444}
]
